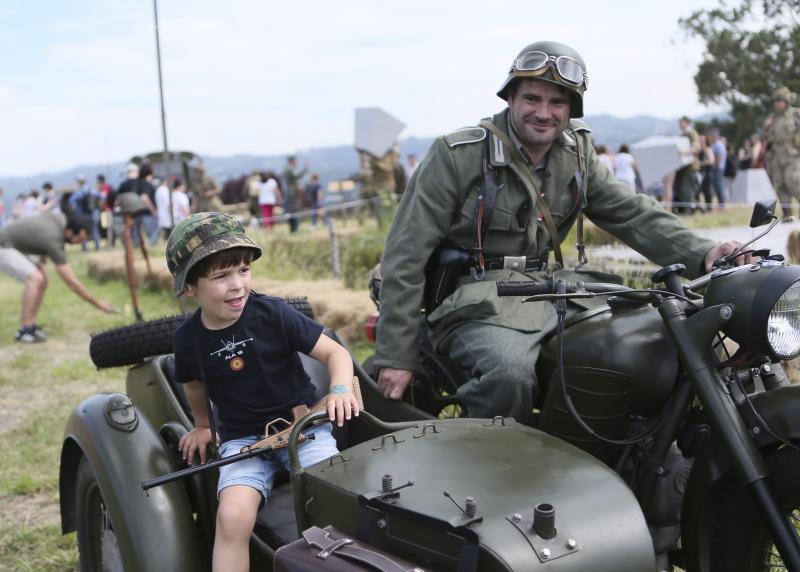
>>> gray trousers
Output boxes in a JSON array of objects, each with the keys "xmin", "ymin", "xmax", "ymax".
[{"xmin": 438, "ymin": 304, "xmax": 559, "ymax": 426}]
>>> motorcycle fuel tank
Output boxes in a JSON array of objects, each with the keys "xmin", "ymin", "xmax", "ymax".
[
  {"xmin": 537, "ymin": 303, "xmax": 679, "ymax": 464},
  {"xmin": 300, "ymin": 418, "xmax": 655, "ymax": 571}
]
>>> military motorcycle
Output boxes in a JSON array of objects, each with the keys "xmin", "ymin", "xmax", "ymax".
[{"xmin": 363, "ymin": 199, "xmax": 800, "ymax": 571}]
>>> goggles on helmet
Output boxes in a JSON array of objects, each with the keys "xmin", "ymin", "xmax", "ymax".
[{"xmin": 511, "ymin": 51, "xmax": 588, "ymax": 90}]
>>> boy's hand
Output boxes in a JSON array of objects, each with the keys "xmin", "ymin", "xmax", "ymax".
[
  {"xmin": 178, "ymin": 427, "xmax": 213, "ymax": 466},
  {"xmin": 326, "ymin": 385, "xmax": 360, "ymax": 427}
]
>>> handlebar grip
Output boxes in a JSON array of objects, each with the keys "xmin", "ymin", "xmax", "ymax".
[{"xmin": 496, "ymin": 280, "xmax": 553, "ymax": 297}]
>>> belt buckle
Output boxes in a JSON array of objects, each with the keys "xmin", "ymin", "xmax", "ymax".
[{"xmin": 503, "ymin": 256, "xmax": 528, "ymax": 271}]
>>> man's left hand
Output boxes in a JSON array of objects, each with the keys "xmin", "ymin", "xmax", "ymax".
[{"xmin": 704, "ymin": 240, "xmax": 754, "ymax": 272}]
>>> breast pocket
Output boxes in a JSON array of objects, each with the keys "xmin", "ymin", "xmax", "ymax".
[{"xmin": 459, "ymin": 185, "xmax": 513, "ymax": 231}]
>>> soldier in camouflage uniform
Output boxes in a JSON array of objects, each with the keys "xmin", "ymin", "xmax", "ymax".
[
  {"xmin": 764, "ymin": 86, "xmax": 800, "ymax": 221},
  {"xmin": 191, "ymin": 163, "xmax": 223, "ymax": 213},
  {"xmin": 374, "ymin": 41, "xmax": 747, "ymax": 424}
]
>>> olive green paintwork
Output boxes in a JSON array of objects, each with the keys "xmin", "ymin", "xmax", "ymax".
[
  {"xmin": 536, "ymin": 302, "xmax": 679, "ymax": 464},
  {"xmin": 300, "ymin": 418, "xmax": 655, "ymax": 571},
  {"xmin": 59, "ymin": 392, "xmax": 204, "ymax": 571}
]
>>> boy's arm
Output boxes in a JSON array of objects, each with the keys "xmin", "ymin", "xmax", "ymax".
[
  {"xmin": 308, "ymin": 334, "xmax": 359, "ymax": 427},
  {"xmin": 178, "ymin": 380, "xmax": 214, "ymax": 465}
]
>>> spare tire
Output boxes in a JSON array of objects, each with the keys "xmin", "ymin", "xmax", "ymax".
[{"xmin": 90, "ymin": 297, "xmax": 315, "ymax": 369}]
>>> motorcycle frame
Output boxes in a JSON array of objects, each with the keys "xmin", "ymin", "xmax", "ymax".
[{"xmin": 655, "ymin": 297, "xmax": 800, "ymax": 570}]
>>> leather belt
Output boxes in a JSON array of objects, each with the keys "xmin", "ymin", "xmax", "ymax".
[{"xmin": 477, "ymin": 255, "xmax": 546, "ymax": 273}]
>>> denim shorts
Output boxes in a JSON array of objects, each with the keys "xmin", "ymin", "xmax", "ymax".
[{"xmin": 217, "ymin": 422, "xmax": 338, "ymax": 503}]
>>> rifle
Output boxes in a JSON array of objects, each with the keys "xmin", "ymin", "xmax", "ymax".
[{"xmin": 141, "ymin": 377, "xmax": 364, "ymax": 492}]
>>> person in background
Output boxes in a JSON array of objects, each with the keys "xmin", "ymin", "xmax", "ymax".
[
  {"xmin": 613, "ymin": 144, "xmax": 638, "ymax": 192},
  {"xmin": 40, "ymin": 182, "xmax": 60, "ymax": 214},
  {"xmin": 404, "ymin": 154, "xmax": 419, "ymax": 181},
  {"xmin": 96, "ymin": 175, "xmax": 114, "ymax": 248},
  {"xmin": 763, "ymin": 86, "xmax": 800, "ymax": 221},
  {"xmin": 0, "ymin": 188, "xmax": 6, "ymax": 227},
  {"xmin": 708, "ymin": 129, "xmax": 728, "ymax": 209},
  {"xmin": 305, "ymin": 174, "xmax": 324, "ymax": 225},
  {"xmin": 137, "ymin": 164, "xmax": 160, "ymax": 246},
  {"xmin": 258, "ymin": 171, "xmax": 282, "ymax": 230},
  {"xmin": 674, "ymin": 116, "xmax": 701, "ymax": 213},
  {"xmin": 723, "ymin": 139, "xmax": 738, "ymax": 200},
  {"xmin": 596, "ymin": 144, "xmax": 615, "ymax": 173},
  {"xmin": 171, "ymin": 179, "xmax": 191, "ymax": 227},
  {"xmin": 0, "ymin": 210, "xmax": 114, "ymax": 343},
  {"xmin": 155, "ymin": 176, "xmax": 174, "ymax": 241},
  {"xmin": 191, "ymin": 163, "xmax": 223, "ymax": 213},
  {"xmin": 23, "ymin": 190, "xmax": 43, "ymax": 218},
  {"xmin": 281, "ymin": 156, "xmax": 307, "ymax": 233},
  {"xmin": 696, "ymin": 134, "xmax": 715, "ymax": 212}
]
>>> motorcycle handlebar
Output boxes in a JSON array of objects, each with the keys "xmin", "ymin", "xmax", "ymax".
[{"xmin": 496, "ymin": 280, "xmax": 631, "ymax": 297}]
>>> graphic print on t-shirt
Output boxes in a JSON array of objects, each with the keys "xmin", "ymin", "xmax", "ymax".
[{"xmin": 210, "ymin": 334, "xmax": 253, "ymax": 371}]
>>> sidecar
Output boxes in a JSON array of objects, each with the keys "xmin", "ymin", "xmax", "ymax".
[{"xmin": 59, "ymin": 309, "xmax": 657, "ymax": 571}]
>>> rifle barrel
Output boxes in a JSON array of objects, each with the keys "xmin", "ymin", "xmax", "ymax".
[{"xmin": 142, "ymin": 445, "xmax": 273, "ymax": 491}]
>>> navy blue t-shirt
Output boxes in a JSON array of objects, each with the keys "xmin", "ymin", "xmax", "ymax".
[{"xmin": 173, "ymin": 294, "xmax": 324, "ymax": 441}]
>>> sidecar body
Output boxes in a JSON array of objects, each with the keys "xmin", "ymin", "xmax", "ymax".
[{"xmin": 59, "ymin": 326, "xmax": 656, "ymax": 571}]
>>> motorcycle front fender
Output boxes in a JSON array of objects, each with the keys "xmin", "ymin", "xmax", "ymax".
[
  {"xmin": 59, "ymin": 393, "xmax": 204, "ymax": 572},
  {"xmin": 681, "ymin": 384, "xmax": 800, "ymax": 571}
]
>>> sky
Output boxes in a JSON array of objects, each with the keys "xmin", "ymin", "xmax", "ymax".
[{"xmin": 0, "ymin": 0, "xmax": 730, "ymax": 177}]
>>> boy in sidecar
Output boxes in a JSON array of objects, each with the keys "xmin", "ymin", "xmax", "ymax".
[{"xmin": 165, "ymin": 212, "xmax": 359, "ymax": 572}]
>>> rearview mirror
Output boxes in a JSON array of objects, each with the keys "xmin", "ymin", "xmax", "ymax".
[{"xmin": 749, "ymin": 199, "xmax": 777, "ymax": 228}]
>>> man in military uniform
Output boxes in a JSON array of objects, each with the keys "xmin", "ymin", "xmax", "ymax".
[
  {"xmin": 281, "ymin": 155, "xmax": 307, "ymax": 233},
  {"xmin": 357, "ymin": 146, "xmax": 401, "ymax": 225},
  {"xmin": 764, "ymin": 86, "xmax": 800, "ymax": 221},
  {"xmin": 674, "ymin": 116, "xmax": 701, "ymax": 213},
  {"xmin": 374, "ymin": 41, "xmax": 746, "ymax": 425},
  {"xmin": 191, "ymin": 163, "xmax": 222, "ymax": 213}
]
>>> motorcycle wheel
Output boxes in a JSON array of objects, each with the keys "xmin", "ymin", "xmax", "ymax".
[
  {"xmin": 76, "ymin": 456, "xmax": 124, "ymax": 572},
  {"xmin": 708, "ymin": 444, "xmax": 800, "ymax": 572},
  {"xmin": 89, "ymin": 297, "xmax": 314, "ymax": 369},
  {"xmin": 363, "ymin": 348, "xmax": 467, "ymax": 419}
]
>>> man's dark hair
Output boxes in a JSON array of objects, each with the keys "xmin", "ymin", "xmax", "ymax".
[
  {"xmin": 97, "ymin": 174, "xmax": 106, "ymax": 183},
  {"xmin": 43, "ymin": 182, "xmax": 53, "ymax": 190},
  {"xmin": 619, "ymin": 144, "xmax": 630, "ymax": 153},
  {"xmin": 185, "ymin": 247, "xmax": 255, "ymax": 287},
  {"xmin": 65, "ymin": 211, "xmax": 92, "ymax": 236},
  {"xmin": 139, "ymin": 163, "xmax": 153, "ymax": 179}
]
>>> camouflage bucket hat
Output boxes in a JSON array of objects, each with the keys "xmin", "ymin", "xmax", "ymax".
[{"xmin": 166, "ymin": 212, "xmax": 262, "ymax": 295}]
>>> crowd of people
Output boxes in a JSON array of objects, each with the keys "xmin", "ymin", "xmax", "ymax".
[{"xmin": 593, "ymin": 116, "xmax": 770, "ymax": 215}]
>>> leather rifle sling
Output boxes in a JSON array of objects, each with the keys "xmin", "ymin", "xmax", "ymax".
[{"xmin": 479, "ymin": 120, "xmax": 565, "ymax": 269}]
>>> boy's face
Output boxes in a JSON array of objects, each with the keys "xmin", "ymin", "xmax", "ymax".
[{"xmin": 185, "ymin": 261, "xmax": 252, "ymax": 329}]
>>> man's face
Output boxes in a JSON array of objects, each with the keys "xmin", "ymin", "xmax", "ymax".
[
  {"xmin": 679, "ymin": 119, "xmax": 690, "ymax": 132},
  {"xmin": 508, "ymin": 79, "xmax": 571, "ymax": 154},
  {"xmin": 185, "ymin": 261, "xmax": 252, "ymax": 329},
  {"xmin": 774, "ymin": 99, "xmax": 788, "ymax": 113}
]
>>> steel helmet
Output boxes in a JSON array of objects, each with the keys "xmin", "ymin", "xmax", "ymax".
[
  {"xmin": 165, "ymin": 212, "xmax": 262, "ymax": 295},
  {"xmin": 773, "ymin": 86, "xmax": 794, "ymax": 104},
  {"xmin": 497, "ymin": 41, "xmax": 589, "ymax": 118}
]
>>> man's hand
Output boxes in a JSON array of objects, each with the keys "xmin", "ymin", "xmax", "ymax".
[
  {"xmin": 96, "ymin": 300, "xmax": 116, "ymax": 313},
  {"xmin": 704, "ymin": 240, "xmax": 754, "ymax": 272},
  {"xmin": 377, "ymin": 368, "xmax": 414, "ymax": 400},
  {"xmin": 178, "ymin": 426, "xmax": 214, "ymax": 466}
]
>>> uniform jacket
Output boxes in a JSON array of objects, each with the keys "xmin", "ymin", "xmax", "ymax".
[
  {"xmin": 765, "ymin": 107, "xmax": 800, "ymax": 163},
  {"xmin": 373, "ymin": 109, "xmax": 716, "ymax": 372}
]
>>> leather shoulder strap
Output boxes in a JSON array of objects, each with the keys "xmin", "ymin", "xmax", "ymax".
[{"xmin": 479, "ymin": 120, "xmax": 564, "ymax": 268}]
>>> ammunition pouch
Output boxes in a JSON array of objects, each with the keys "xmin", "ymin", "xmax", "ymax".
[{"xmin": 424, "ymin": 244, "xmax": 472, "ymax": 313}]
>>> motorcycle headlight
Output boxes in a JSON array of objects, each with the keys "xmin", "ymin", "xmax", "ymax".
[{"xmin": 705, "ymin": 263, "xmax": 800, "ymax": 360}]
